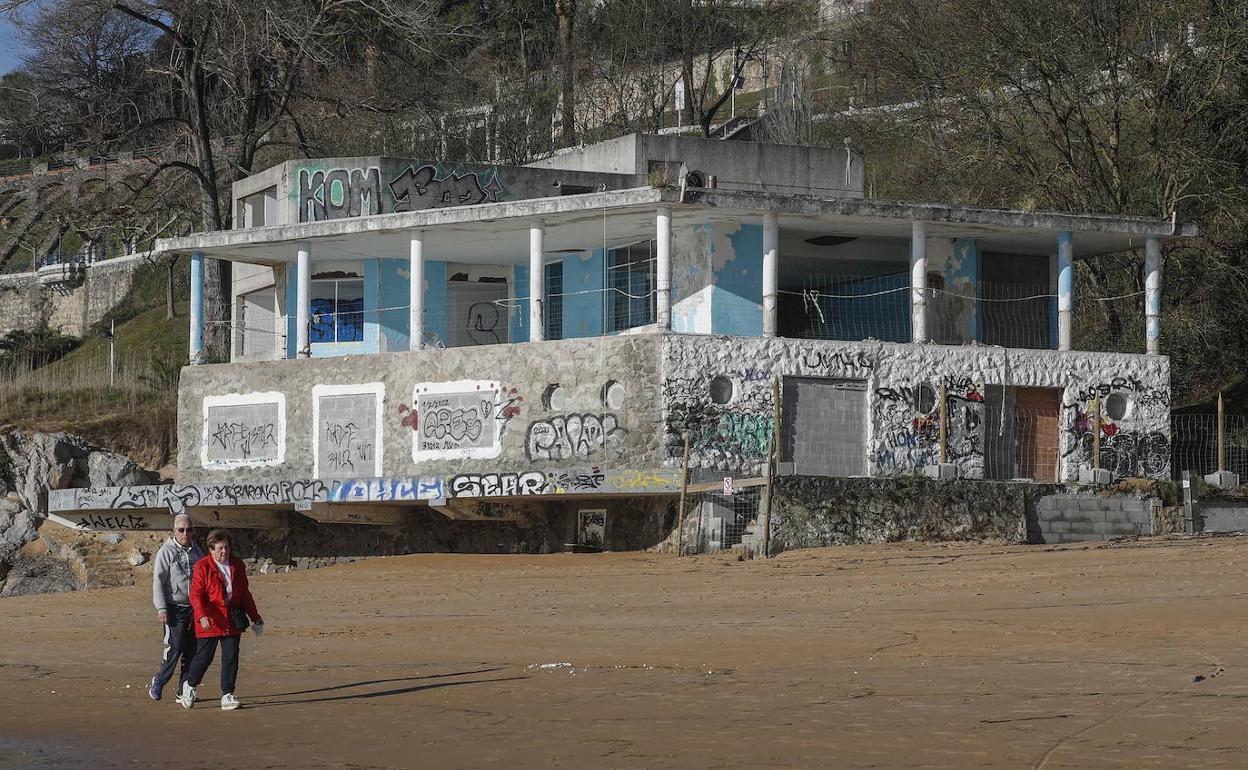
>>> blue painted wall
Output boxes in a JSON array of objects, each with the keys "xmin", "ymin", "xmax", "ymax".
[
  {"xmin": 511, "ymin": 264, "xmax": 530, "ymax": 342},
  {"xmin": 422, "ymin": 260, "xmax": 448, "ymax": 348},
  {"xmin": 951, "ymin": 238, "xmax": 982, "ymax": 341},
  {"xmin": 712, "ymin": 223, "xmax": 763, "ymax": 336},
  {"xmin": 562, "ymin": 250, "xmax": 606, "ymax": 339},
  {"xmin": 378, "ymin": 258, "xmax": 409, "ymax": 351}
]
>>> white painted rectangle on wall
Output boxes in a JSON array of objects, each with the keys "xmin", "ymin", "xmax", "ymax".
[
  {"xmin": 313, "ymin": 383, "xmax": 385, "ymax": 479},
  {"xmin": 412, "ymin": 380, "xmax": 504, "ymax": 462},
  {"xmin": 201, "ymin": 392, "xmax": 286, "ymax": 469}
]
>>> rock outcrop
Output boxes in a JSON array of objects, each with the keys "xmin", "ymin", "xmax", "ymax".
[{"xmin": 0, "ymin": 428, "xmax": 158, "ymax": 596}]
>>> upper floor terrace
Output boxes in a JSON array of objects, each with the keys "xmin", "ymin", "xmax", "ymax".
[{"xmin": 156, "ymin": 135, "xmax": 1191, "ymax": 366}]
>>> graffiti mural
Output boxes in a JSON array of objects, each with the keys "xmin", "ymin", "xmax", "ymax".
[
  {"xmin": 201, "ymin": 393, "xmax": 285, "ymax": 469},
  {"xmin": 406, "ymin": 381, "xmax": 523, "ymax": 461},
  {"xmin": 298, "ymin": 167, "xmax": 383, "ymax": 222},
  {"xmin": 525, "ymin": 413, "xmax": 627, "ymax": 460},
  {"xmin": 388, "ymin": 164, "xmax": 505, "ymax": 212},
  {"xmin": 663, "ymin": 374, "xmax": 776, "ymax": 470},
  {"xmin": 327, "ymin": 476, "xmax": 446, "ymax": 503}
]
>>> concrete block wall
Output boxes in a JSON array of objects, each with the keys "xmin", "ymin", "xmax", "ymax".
[{"xmin": 1033, "ymin": 495, "xmax": 1158, "ymax": 543}]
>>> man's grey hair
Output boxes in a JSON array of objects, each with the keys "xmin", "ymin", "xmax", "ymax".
[{"xmin": 172, "ymin": 513, "xmax": 192, "ymax": 528}]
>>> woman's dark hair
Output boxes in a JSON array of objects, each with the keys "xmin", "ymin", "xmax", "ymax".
[{"xmin": 205, "ymin": 529, "xmax": 232, "ymax": 549}]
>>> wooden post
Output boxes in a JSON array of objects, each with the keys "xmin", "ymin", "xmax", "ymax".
[
  {"xmin": 676, "ymin": 432, "xmax": 691, "ymax": 556},
  {"xmin": 761, "ymin": 377, "xmax": 782, "ymax": 559},
  {"xmin": 1092, "ymin": 398, "xmax": 1101, "ymax": 470},
  {"xmin": 938, "ymin": 383, "xmax": 948, "ymax": 464},
  {"xmin": 1218, "ymin": 392, "xmax": 1226, "ymax": 473}
]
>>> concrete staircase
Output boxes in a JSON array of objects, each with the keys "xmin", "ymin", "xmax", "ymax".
[{"xmin": 1034, "ymin": 496, "xmax": 1159, "ymax": 544}]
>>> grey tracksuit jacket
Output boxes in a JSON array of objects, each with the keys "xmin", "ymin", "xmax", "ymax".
[{"xmin": 152, "ymin": 537, "xmax": 206, "ymax": 612}]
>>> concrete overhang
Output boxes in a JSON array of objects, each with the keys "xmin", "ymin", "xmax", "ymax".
[{"xmin": 157, "ymin": 186, "xmax": 1196, "ymax": 265}]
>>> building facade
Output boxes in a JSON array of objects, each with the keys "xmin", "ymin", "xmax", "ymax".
[{"xmin": 47, "ymin": 135, "xmax": 1190, "ymax": 549}]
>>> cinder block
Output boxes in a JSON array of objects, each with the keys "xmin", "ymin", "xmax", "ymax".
[{"xmin": 1048, "ymin": 521, "xmax": 1072, "ymax": 534}]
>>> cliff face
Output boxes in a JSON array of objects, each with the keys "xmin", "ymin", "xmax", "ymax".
[{"xmin": 0, "ymin": 428, "xmax": 157, "ymax": 596}]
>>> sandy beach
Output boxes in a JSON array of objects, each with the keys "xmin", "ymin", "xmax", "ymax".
[{"xmin": 2, "ymin": 536, "xmax": 1246, "ymax": 769}]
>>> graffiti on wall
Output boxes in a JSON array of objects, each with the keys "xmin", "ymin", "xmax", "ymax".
[
  {"xmin": 389, "ymin": 164, "xmax": 505, "ymax": 212},
  {"xmin": 327, "ymin": 476, "xmax": 446, "ymax": 503},
  {"xmin": 799, "ymin": 349, "xmax": 875, "ymax": 372},
  {"xmin": 405, "ymin": 381, "xmax": 523, "ymax": 461},
  {"xmin": 298, "ymin": 167, "xmax": 383, "ymax": 222},
  {"xmin": 51, "ymin": 480, "xmax": 329, "ymax": 516},
  {"xmin": 663, "ymin": 375, "xmax": 775, "ymax": 469},
  {"xmin": 315, "ymin": 387, "xmax": 383, "ymax": 479},
  {"xmin": 202, "ymin": 393, "xmax": 285, "ymax": 469},
  {"xmin": 872, "ymin": 378, "xmax": 984, "ymax": 475},
  {"xmin": 1063, "ymin": 375, "xmax": 1170, "ymax": 478},
  {"xmin": 525, "ymin": 413, "xmax": 627, "ymax": 460}
]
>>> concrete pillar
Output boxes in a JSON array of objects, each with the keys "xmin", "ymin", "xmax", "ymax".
[
  {"xmin": 910, "ymin": 221, "xmax": 928, "ymax": 343},
  {"xmin": 296, "ymin": 241, "xmax": 311, "ymax": 358},
  {"xmin": 189, "ymin": 251, "xmax": 204, "ymax": 364},
  {"xmin": 762, "ymin": 211, "xmax": 779, "ymax": 337},
  {"xmin": 1145, "ymin": 235, "xmax": 1162, "ymax": 355},
  {"xmin": 656, "ymin": 206, "xmax": 672, "ymax": 330},
  {"xmin": 529, "ymin": 222, "xmax": 544, "ymax": 342},
  {"xmin": 410, "ymin": 231, "xmax": 425, "ymax": 350},
  {"xmin": 1057, "ymin": 230, "xmax": 1074, "ymax": 351}
]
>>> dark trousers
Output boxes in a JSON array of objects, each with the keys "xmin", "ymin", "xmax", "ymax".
[
  {"xmin": 186, "ymin": 634, "xmax": 241, "ymax": 695},
  {"xmin": 152, "ymin": 605, "xmax": 195, "ymax": 691}
]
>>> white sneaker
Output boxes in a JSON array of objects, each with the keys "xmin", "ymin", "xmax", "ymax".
[
  {"xmin": 220, "ymin": 693, "xmax": 240, "ymax": 710},
  {"xmin": 177, "ymin": 682, "xmax": 196, "ymax": 709}
]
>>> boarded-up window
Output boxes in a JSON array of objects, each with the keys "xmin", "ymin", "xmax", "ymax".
[{"xmin": 781, "ymin": 377, "xmax": 868, "ymax": 476}]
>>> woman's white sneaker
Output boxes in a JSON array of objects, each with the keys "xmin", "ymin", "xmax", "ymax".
[
  {"xmin": 177, "ymin": 682, "xmax": 196, "ymax": 709},
  {"xmin": 220, "ymin": 693, "xmax": 240, "ymax": 710}
]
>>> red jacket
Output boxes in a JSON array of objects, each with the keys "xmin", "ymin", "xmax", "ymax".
[{"xmin": 190, "ymin": 555, "xmax": 260, "ymax": 638}]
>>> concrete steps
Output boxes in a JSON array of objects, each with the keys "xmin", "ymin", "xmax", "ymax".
[{"xmin": 1035, "ymin": 496, "xmax": 1158, "ymax": 544}]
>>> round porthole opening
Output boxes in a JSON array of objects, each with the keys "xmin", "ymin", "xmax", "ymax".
[
  {"xmin": 709, "ymin": 376, "xmax": 735, "ymax": 405},
  {"xmin": 542, "ymin": 384, "xmax": 566, "ymax": 411},
  {"xmin": 916, "ymin": 384, "xmax": 937, "ymax": 414},
  {"xmin": 1104, "ymin": 393, "xmax": 1129, "ymax": 421},
  {"xmin": 601, "ymin": 380, "xmax": 626, "ymax": 410}
]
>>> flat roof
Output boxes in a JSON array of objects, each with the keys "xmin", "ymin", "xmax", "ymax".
[{"xmin": 158, "ymin": 187, "xmax": 1195, "ymax": 265}]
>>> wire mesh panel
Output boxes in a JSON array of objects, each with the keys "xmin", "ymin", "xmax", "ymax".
[
  {"xmin": 778, "ymin": 274, "xmax": 910, "ymax": 342},
  {"xmin": 686, "ymin": 487, "xmax": 763, "ymax": 555},
  {"xmin": 1170, "ymin": 414, "xmax": 1248, "ymax": 480}
]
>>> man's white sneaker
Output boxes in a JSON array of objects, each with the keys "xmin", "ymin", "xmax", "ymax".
[
  {"xmin": 177, "ymin": 682, "xmax": 196, "ymax": 709},
  {"xmin": 220, "ymin": 693, "xmax": 240, "ymax": 710}
]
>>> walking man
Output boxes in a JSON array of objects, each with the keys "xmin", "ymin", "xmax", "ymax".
[{"xmin": 148, "ymin": 514, "xmax": 205, "ymax": 701}]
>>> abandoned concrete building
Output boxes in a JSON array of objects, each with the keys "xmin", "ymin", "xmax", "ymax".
[{"xmin": 47, "ymin": 134, "xmax": 1194, "ymax": 551}]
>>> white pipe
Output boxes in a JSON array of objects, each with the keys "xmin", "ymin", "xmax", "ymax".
[
  {"xmin": 1145, "ymin": 235, "xmax": 1162, "ymax": 355},
  {"xmin": 296, "ymin": 241, "xmax": 311, "ymax": 358},
  {"xmin": 410, "ymin": 231, "xmax": 425, "ymax": 350},
  {"xmin": 762, "ymin": 211, "xmax": 779, "ymax": 337},
  {"xmin": 656, "ymin": 206, "xmax": 672, "ymax": 330},
  {"xmin": 1057, "ymin": 231, "xmax": 1073, "ymax": 352},
  {"xmin": 529, "ymin": 223, "xmax": 544, "ymax": 342},
  {"xmin": 910, "ymin": 221, "xmax": 928, "ymax": 343}
]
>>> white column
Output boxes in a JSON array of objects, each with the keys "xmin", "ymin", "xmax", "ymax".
[
  {"xmin": 409, "ymin": 231, "xmax": 425, "ymax": 350},
  {"xmin": 1057, "ymin": 230, "xmax": 1074, "ymax": 352},
  {"xmin": 296, "ymin": 241, "xmax": 311, "ymax": 358},
  {"xmin": 1145, "ymin": 235, "xmax": 1162, "ymax": 355},
  {"xmin": 910, "ymin": 221, "xmax": 928, "ymax": 343},
  {"xmin": 656, "ymin": 206, "xmax": 672, "ymax": 330},
  {"xmin": 762, "ymin": 211, "xmax": 779, "ymax": 337},
  {"xmin": 529, "ymin": 222, "xmax": 544, "ymax": 342},
  {"xmin": 189, "ymin": 251, "xmax": 204, "ymax": 364}
]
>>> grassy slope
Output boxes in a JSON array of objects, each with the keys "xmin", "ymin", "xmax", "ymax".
[{"xmin": 0, "ymin": 303, "xmax": 188, "ymax": 470}]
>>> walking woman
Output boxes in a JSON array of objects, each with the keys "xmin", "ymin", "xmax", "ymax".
[{"xmin": 178, "ymin": 529, "xmax": 263, "ymax": 710}]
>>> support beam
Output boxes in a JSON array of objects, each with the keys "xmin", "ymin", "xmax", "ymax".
[
  {"xmin": 410, "ymin": 230, "xmax": 425, "ymax": 350},
  {"xmin": 529, "ymin": 222, "xmax": 545, "ymax": 342},
  {"xmin": 910, "ymin": 221, "xmax": 928, "ymax": 343},
  {"xmin": 656, "ymin": 206, "xmax": 672, "ymax": 330},
  {"xmin": 1145, "ymin": 235, "xmax": 1162, "ymax": 355},
  {"xmin": 762, "ymin": 211, "xmax": 779, "ymax": 337},
  {"xmin": 1057, "ymin": 231, "xmax": 1074, "ymax": 351},
  {"xmin": 296, "ymin": 240, "xmax": 311, "ymax": 358},
  {"xmin": 189, "ymin": 250, "xmax": 204, "ymax": 364}
]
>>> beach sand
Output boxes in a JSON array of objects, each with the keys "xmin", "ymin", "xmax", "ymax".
[{"xmin": 1, "ymin": 536, "xmax": 1246, "ymax": 769}]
